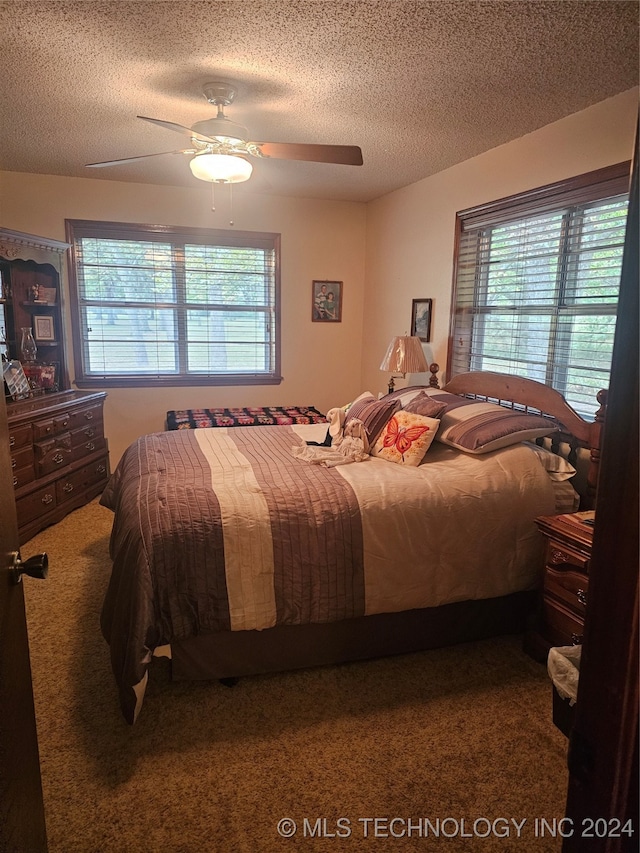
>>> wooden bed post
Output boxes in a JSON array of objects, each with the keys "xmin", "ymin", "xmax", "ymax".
[{"xmin": 586, "ymin": 389, "xmax": 608, "ymax": 509}]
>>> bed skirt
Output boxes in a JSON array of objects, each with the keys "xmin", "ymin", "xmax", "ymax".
[{"xmin": 170, "ymin": 591, "xmax": 537, "ymax": 681}]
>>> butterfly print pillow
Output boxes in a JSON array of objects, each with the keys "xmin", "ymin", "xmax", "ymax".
[{"xmin": 370, "ymin": 410, "xmax": 440, "ymax": 466}]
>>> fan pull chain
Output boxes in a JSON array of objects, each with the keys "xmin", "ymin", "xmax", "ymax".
[
  {"xmin": 229, "ymin": 181, "xmax": 234, "ymax": 226},
  {"xmin": 211, "ymin": 181, "xmax": 216, "ymax": 212}
]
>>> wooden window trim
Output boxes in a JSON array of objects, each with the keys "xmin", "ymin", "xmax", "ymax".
[
  {"xmin": 65, "ymin": 220, "xmax": 282, "ymax": 388},
  {"xmin": 447, "ymin": 161, "xmax": 632, "ymax": 382}
]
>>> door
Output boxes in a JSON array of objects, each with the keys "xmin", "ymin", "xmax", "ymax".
[
  {"xmin": 563, "ymin": 126, "xmax": 639, "ymax": 850},
  {"xmin": 0, "ymin": 389, "xmax": 47, "ymax": 852}
]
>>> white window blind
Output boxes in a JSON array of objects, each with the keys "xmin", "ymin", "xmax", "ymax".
[
  {"xmin": 450, "ymin": 164, "xmax": 630, "ymax": 418},
  {"xmin": 66, "ymin": 221, "xmax": 281, "ymax": 387}
]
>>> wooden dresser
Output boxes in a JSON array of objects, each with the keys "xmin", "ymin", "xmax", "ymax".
[
  {"xmin": 525, "ymin": 511, "xmax": 594, "ymax": 662},
  {"xmin": 8, "ymin": 390, "xmax": 110, "ymax": 543}
]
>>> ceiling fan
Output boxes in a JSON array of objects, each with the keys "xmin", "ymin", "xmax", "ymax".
[{"xmin": 86, "ymin": 82, "xmax": 364, "ymax": 184}]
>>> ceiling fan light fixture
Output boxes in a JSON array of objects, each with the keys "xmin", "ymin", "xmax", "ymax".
[{"xmin": 189, "ymin": 152, "xmax": 253, "ymax": 183}]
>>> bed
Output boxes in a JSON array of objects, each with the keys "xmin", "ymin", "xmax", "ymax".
[{"xmin": 100, "ymin": 370, "xmax": 606, "ymax": 723}]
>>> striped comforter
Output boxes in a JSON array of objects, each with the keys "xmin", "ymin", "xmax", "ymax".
[{"xmin": 100, "ymin": 423, "xmax": 558, "ymax": 722}]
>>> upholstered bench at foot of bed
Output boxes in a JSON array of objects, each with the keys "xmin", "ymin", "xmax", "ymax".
[{"xmin": 166, "ymin": 405, "xmax": 327, "ymax": 430}]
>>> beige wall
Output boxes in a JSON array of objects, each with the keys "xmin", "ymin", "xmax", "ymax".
[
  {"xmin": 363, "ymin": 87, "xmax": 639, "ymax": 394},
  {"xmin": 0, "ymin": 173, "xmax": 366, "ymax": 464},
  {"xmin": 1, "ymin": 88, "xmax": 637, "ymax": 464}
]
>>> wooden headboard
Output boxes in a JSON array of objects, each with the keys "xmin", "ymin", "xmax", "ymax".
[{"xmin": 430, "ymin": 367, "xmax": 607, "ymax": 509}]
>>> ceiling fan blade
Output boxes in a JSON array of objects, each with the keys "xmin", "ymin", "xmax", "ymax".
[
  {"xmin": 137, "ymin": 115, "xmax": 215, "ymax": 142},
  {"xmin": 86, "ymin": 150, "xmax": 192, "ymax": 168},
  {"xmin": 256, "ymin": 141, "xmax": 363, "ymax": 166}
]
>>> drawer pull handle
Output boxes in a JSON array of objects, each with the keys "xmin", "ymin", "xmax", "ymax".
[
  {"xmin": 13, "ymin": 476, "xmax": 18, "ymax": 487},
  {"xmin": 52, "ymin": 452, "xmax": 64, "ymax": 465},
  {"xmin": 46, "ymin": 426, "xmax": 52, "ymax": 433},
  {"xmin": 9, "ymin": 436, "xmax": 15, "ymax": 447},
  {"xmin": 11, "ymin": 458, "xmax": 16, "ymax": 469},
  {"xmin": 61, "ymin": 420, "xmax": 69, "ymax": 428},
  {"xmin": 62, "ymin": 482, "xmax": 74, "ymax": 493},
  {"xmin": 97, "ymin": 464, "xmax": 106, "ymax": 475},
  {"xmin": 571, "ymin": 633, "xmax": 583, "ymax": 645},
  {"xmin": 41, "ymin": 493, "xmax": 54, "ymax": 505},
  {"xmin": 550, "ymin": 549, "xmax": 570, "ymax": 565},
  {"xmin": 84, "ymin": 428, "xmax": 95, "ymax": 437},
  {"xmin": 85, "ymin": 441, "xmax": 95, "ymax": 451},
  {"xmin": 84, "ymin": 412, "xmax": 94, "ymax": 420},
  {"xmin": 577, "ymin": 589, "xmax": 587, "ymax": 606}
]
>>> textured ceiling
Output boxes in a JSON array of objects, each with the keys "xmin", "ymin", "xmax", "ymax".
[{"xmin": 0, "ymin": 1, "xmax": 638, "ymax": 203}]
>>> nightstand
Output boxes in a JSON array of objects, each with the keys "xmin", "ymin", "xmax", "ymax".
[{"xmin": 524, "ymin": 511, "xmax": 594, "ymax": 662}]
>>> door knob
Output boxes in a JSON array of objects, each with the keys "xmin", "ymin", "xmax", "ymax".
[{"xmin": 11, "ymin": 551, "xmax": 48, "ymax": 584}]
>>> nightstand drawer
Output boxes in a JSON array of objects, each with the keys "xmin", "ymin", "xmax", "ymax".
[
  {"xmin": 544, "ymin": 566, "xmax": 588, "ymax": 616},
  {"xmin": 544, "ymin": 598, "xmax": 584, "ymax": 647},
  {"xmin": 545, "ymin": 541, "xmax": 589, "ymax": 573}
]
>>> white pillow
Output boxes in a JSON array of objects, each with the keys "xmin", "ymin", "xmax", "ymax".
[{"xmin": 525, "ymin": 442, "xmax": 577, "ymax": 481}]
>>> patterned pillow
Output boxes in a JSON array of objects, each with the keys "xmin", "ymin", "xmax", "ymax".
[
  {"xmin": 428, "ymin": 392, "xmax": 557, "ymax": 454},
  {"xmin": 403, "ymin": 390, "xmax": 448, "ymax": 419},
  {"xmin": 371, "ymin": 410, "xmax": 439, "ymax": 466},
  {"xmin": 345, "ymin": 396, "xmax": 400, "ymax": 446}
]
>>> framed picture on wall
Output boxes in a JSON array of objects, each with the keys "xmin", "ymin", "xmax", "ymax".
[
  {"xmin": 312, "ymin": 280, "xmax": 343, "ymax": 322},
  {"xmin": 411, "ymin": 298, "xmax": 433, "ymax": 342}
]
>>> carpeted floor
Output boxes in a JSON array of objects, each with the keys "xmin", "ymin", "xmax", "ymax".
[{"xmin": 22, "ymin": 499, "xmax": 569, "ymax": 852}]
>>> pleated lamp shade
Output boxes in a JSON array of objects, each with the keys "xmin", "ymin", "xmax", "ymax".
[
  {"xmin": 379, "ymin": 335, "xmax": 429, "ymax": 376},
  {"xmin": 380, "ymin": 335, "xmax": 429, "ymax": 394}
]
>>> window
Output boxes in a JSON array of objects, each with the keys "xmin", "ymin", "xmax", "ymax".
[
  {"xmin": 66, "ymin": 220, "xmax": 281, "ymax": 387},
  {"xmin": 449, "ymin": 163, "xmax": 630, "ymax": 418}
]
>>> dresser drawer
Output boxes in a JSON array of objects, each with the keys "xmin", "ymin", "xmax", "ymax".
[
  {"xmin": 7, "ymin": 390, "xmax": 109, "ymax": 545},
  {"xmin": 8, "ymin": 422, "xmax": 32, "ymax": 451},
  {"xmin": 71, "ymin": 435, "xmax": 107, "ymax": 463},
  {"xmin": 12, "ymin": 463, "xmax": 36, "ymax": 490},
  {"xmin": 32, "ymin": 418, "xmax": 56, "ymax": 440},
  {"xmin": 10, "ymin": 444, "xmax": 34, "ymax": 471},
  {"xmin": 16, "ymin": 483, "xmax": 58, "ymax": 524},
  {"xmin": 544, "ymin": 566, "xmax": 588, "ymax": 617},
  {"xmin": 56, "ymin": 455, "xmax": 110, "ymax": 504},
  {"xmin": 34, "ymin": 433, "xmax": 73, "ymax": 476},
  {"xmin": 10, "ymin": 445, "xmax": 35, "ymax": 490},
  {"xmin": 69, "ymin": 403, "xmax": 103, "ymax": 428},
  {"xmin": 70, "ymin": 422, "xmax": 104, "ymax": 447},
  {"xmin": 53, "ymin": 412, "xmax": 72, "ymax": 433},
  {"xmin": 543, "ymin": 597, "xmax": 584, "ymax": 647}
]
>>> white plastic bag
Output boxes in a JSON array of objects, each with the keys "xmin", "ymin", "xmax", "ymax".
[{"xmin": 547, "ymin": 645, "xmax": 582, "ymax": 706}]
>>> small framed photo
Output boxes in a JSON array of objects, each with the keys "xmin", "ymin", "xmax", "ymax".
[
  {"xmin": 3, "ymin": 359, "xmax": 31, "ymax": 400},
  {"xmin": 411, "ymin": 298, "xmax": 433, "ymax": 342},
  {"xmin": 312, "ymin": 280, "xmax": 343, "ymax": 322},
  {"xmin": 34, "ymin": 315, "xmax": 55, "ymax": 342}
]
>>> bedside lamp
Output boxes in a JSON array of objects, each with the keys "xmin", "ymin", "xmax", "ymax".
[{"xmin": 380, "ymin": 335, "xmax": 429, "ymax": 395}]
